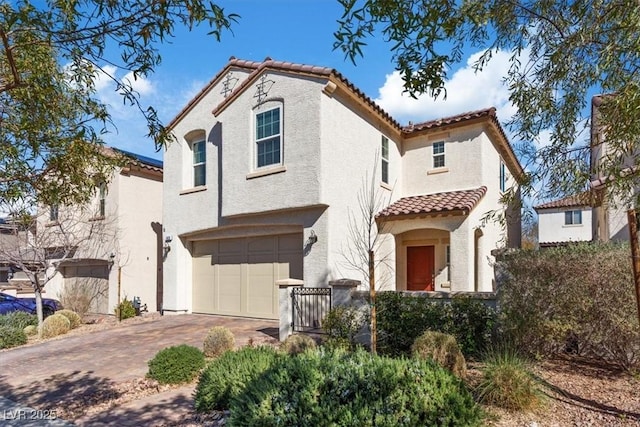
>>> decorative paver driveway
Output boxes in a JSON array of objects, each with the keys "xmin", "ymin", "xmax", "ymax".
[{"xmin": 0, "ymin": 314, "xmax": 278, "ymax": 425}]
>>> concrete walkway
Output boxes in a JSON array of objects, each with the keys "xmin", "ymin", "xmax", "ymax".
[{"xmin": 0, "ymin": 314, "xmax": 278, "ymax": 426}]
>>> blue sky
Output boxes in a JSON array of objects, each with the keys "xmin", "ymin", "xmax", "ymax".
[{"xmin": 96, "ymin": 0, "xmax": 524, "ymax": 162}]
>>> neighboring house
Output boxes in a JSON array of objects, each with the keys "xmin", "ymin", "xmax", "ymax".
[
  {"xmin": 162, "ymin": 57, "xmax": 524, "ymax": 320},
  {"xmin": 44, "ymin": 148, "xmax": 164, "ymax": 314},
  {"xmin": 590, "ymin": 95, "xmax": 634, "ymax": 242},
  {"xmin": 534, "ymin": 193, "xmax": 593, "ymax": 248}
]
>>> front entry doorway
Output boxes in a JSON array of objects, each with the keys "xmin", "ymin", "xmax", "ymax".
[{"xmin": 407, "ymin": 246, "xmax": 435, "ymax": 291}]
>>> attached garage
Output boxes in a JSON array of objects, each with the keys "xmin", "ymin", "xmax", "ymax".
[
  {"xmin": 62, "ymin": 262, "xmax": 110, "ymax": 314},
  {"xmin": 192, "ymin": 233, "xmax": 303, "ymax": 319}
]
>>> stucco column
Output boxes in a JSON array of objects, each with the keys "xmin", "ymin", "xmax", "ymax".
[
  {"xmin": 276, "ymin": 279, "xmax": 303, "ymax": 341},
  {"xmin": 449, "ymin": 220, "xmax": 473, "ymax": 292},
  {"xmin": 329, "ymin": 278, "xmax": 360, "ymax": 307}
]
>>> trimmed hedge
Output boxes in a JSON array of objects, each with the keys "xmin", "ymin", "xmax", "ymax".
[
  {"xmin": 0, "ymin": 311, "xmax": 38, "ymax": 330},
  {"xmin": 195, "ymin": 345, "xmax": 281, "ymax": 412},
  {"xmin": 56, "ymin": 309, "xmax": 82, "ymax": 329},
  {"xmin": 376, "ymin": 293, "xmax": 496, "ymax": 359},
  {"xmin": 147, "ymin": 344, "xmax": 205, "ymax": 385},
  {"xmin": 203, "ymin": 326, "xmax": 235, "ymax": 358},
  {"xmin": 229, "ymin": 348, "xmax": 482, "ymax": 426},
  {"xmin": 41, "ymin": 313, "xmax": 71, "ymax": 339},
  {"xmin": 498, "ymin": 242, "xmax": 640, "ymax": 369},
  {"xmin": 0, "ymin": 326, "xmax": 28, "ymax": 349}
]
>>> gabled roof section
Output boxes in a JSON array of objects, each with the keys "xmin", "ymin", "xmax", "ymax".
[
  {"xmin": 533, "ymin": 192, "xmax": 594, "ymax": 210},
  {"xmin": 377, "ymin": 187, "xmax": 487, "ymax": 221},
  {"xmin": 166, "ymin": 56, "xmax": 261, "ymax": 130},
  {"xmin": 210, "ymin": 57, "xmax": 401, "ymax": 130},
  {"xmin": 403, "ymin": 108, "xmax": 525, "ymax": 183}
]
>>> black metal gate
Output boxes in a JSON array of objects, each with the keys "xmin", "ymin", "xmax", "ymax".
[{"xmin": 292, "ymin": 287, "xmax": 331, "ymax": 333}]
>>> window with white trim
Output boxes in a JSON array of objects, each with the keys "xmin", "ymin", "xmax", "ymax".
[
  {"xmin": 381, "ymin": 136, "xmax": 389, "ymax": 184},
  {"xmin": 49, "ymin": 205, "xmax": 59, "ymax": 222},
  {"xmin": 564, "ymin": 210, "xmax": 582, "ymax": 225},
  {"xmin": 98, "ymin": 182, "xmax": 106, "ymax": 217},
  {"xmin": 500, "ymin": 162, "xmax": 506, "ymax": 192},
  {"xmin": 433, "ymin": 141, "xmax": 445, "ymax": 168},
  {"xmin": 192, "ymin": 139, "xmax": 206, "ymax": 187},
  {"xmin": 255, "ymin": 107, "xmax": 281, "ymax": 168}
]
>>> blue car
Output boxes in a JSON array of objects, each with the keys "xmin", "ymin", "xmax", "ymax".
[{"xmin": 0, "ymin": 292, "xmax": 63, "ymax": 317}]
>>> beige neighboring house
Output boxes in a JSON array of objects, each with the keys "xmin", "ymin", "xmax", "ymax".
[
  {"xmin": 162, "ymin": 57, "xmax": 524, "ymax": 320},
  {"xmin": 43, "ymin": 149, "xmax": 164, "ymax": 314},
  {"xmin": 590, "ymin": 95, "xmax": 635, "ymax": 242},
  {"xmin": 534, "ymin": 193, "xmax": 594, "ymax": 248}
]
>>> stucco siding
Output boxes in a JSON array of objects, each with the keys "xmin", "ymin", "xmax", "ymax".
[
  {"xmin": 318, "ymin": 90, "xmax": 401, "ymax": 289},
  {"xmin": 218, "ymin": 73, "xmax": 324, "ymax": 218},
  {"xmin": 538, "ymin": 208, "xmax": 593, "ymax": 244}
]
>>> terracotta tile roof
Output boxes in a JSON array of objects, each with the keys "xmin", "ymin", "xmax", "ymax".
[
  {"xmin": 377, "ymin": 187, "xmax": 487, "ymax": 220},
  {"xmin": 533, "ymin": 192, "xmax": 593, "ymax": 210},
  {"xmin": 404, "ymin": 108, "xmax": 498, "ymax": 133},
  {"xmin": 211, "ymin": 57, "xmax": 401, "ymax": 129}
]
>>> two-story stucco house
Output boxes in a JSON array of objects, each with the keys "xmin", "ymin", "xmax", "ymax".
[
  {"xmin": 534, "ymin": 193, "xmax": 594, "ymax": 248},
  {"xmin": 162, "ymin": 57, "xmax": 524, "ymax": 320},
  {"xmin": 44, "ymin": 149, "xmax": 164, "ymax": 314}
]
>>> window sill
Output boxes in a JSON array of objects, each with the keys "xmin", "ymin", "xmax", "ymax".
[
  {"xmin": 380, "ymin": 182, "xmax": 392, "ymax": 191},
  {"xmin": 427, "ymin": 167, "xmax": 449, "ymax": 175},
  {"xmin": 246, "ymin": 165, "xmax": 286, "ymax": 180},
  {"xmin": 89, "ymin": 216, "xmax": 105, "ymax": 222},
  {"xmin": 563, "ymin": 224, "xmax": 583, "ymax": 227},
  {"xmin": 45, "ymin": 221, "xmax": 60, "ymax": 228},
  {"xmin": 180, "ymin": 186, "xmax": 207, "ymax": 195}
]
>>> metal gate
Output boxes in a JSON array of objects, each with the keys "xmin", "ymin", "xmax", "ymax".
[{"xmin": 292, "ymin": 287, "xmax": 331, "ymax": 333}]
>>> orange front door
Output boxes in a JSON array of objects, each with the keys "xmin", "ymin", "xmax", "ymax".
[{"xmin": 407, "ymin": 246, "xmax": 435, "ymax": 291}]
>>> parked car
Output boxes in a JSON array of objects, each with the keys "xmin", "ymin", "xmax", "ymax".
[{"xmin": 0, "ymin": 292, "xmax": 63, "ymax": 317}]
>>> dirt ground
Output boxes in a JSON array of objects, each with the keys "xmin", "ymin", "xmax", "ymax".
[{"xmin": 485, "ymin": 355, "xmax": 640, "ymax": 427}]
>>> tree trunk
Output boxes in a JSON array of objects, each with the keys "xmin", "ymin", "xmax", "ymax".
[
  {"xmin": 369, "ymin": 249, "xmax": 376, "ymax": 355},
  {"xmin": 33, "ymin": 276, "xmax": 44, "ymax": 338},
  {"xmin": 626, "ymin": 209, "xmax": 640, "ymax": 328}
]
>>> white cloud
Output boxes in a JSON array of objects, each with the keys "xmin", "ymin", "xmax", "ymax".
[{"xmin": 375, "ymin": 49, "xmax": 520, "ymax": 125}]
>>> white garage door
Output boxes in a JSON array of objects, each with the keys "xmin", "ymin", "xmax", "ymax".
[{"xmin": 192, "ymin": 234, "xmax": 303, "ymax": 319}]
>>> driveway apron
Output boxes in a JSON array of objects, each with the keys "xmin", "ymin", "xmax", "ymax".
[{"xmin": 0, "ymin": 314, "xmax": 278, "ymax": 425}]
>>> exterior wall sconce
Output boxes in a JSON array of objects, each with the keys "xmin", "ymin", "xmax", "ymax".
[
  {"xmin": 307, "ymin": 230, "xmax": 318, "ymax": 245},
  {"xmin": 163, "ymin": 235, "xmax": 172, "ymax": 258}
]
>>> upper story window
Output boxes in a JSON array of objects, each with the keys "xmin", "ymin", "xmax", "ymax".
[
  {"xmin": 565, "ymin": 210, "xmax": 582, "ymax": 225},
  {"xmin": 500, "ymin": 162, "xmax": 507, "ymax": 192},
  {"xmin": 381, "ymin": 136, "xmax": 389, "ymax": 184},
  {"xmin": 255, "ymin": 107, "xmax": 281, "ymax": 168},
  {"xmin": 433, "ymin": 141, "xmax": 445, "ymax": 168},
  {"xmin": 49, "ymin": 205, "xmax": 59, "ymax": 222},
  {"xmin": 98, "ymin": 182, "xmax": 106, "ymax": 217},
  {"xmin": 192, "ymin": 139, "xmax": 206, "ymax": 187}
]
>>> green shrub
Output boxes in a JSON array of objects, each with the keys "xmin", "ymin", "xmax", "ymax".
[
  {"xmin": 202, "ymin": 326, "xmax": 235, "ymax": 358},
  {"xmin": 56, "ymin": 309, "xmax": 82, "ymax": 329},
  {"xmin": 376, "ymin": 292, "xmax": 496, "ymax": 359},
  {"xmin": 230, "ymin": 348, "xmax": 482, "ymax": 426},
  {"xmin": 322, "ymin": 305, "xmax": 367, "ymax": 350},
  {"xmin": 114, "ymin": 298, "xmax": 136, "ymax": 320},
  {"xmin": 280, "ymin": 334, "xmax": 317, "ymax": 355},
  {"xmin": 0, "ymin": 326, "xmax": 28, "ymax": 349},
  {"xmin": 41, "ymin": 313, "xmax": 71, "ymax": 339},
  {"xmin": 498, "ymin": 242, "xmax": 640, "ymax": 369},
  {"xmin": 147, "ymin": 344, "xmax": 205, "ymax": 385},
  {"xmin": 195, "ymin": 346, "xmax": 281, "ymax": 412},
  {"xmin": 0, "ymin": 311, "xmax": 38, "ymax": 330},
  {"xmin": 23, "ymin": 325, "xmax": 37, "ymax": 336},
  {"xmin": 476, "ymin": 346, "xmax": 544, "ymax": 411},
  {"xmin": 412, "ymin": 331, "xmax": 467, "ymax": 378}
]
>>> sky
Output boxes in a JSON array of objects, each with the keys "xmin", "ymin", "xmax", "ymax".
[{"xmin": 95, "ymin": 0, "xmax": 523, "ymax": 162}]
